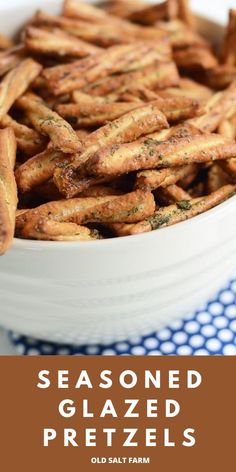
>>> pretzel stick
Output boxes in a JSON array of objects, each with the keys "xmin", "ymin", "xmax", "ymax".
[
  {"xmin": 17, "ymin": 93, "xmax": 81, "ymax": 154},
  {"xmin": 84, "ymin": 134, "xmax": 236, "ymax": 177},
  {"xmin": 222, "ymin": 9, "xmax": 236, "ymax": 66},
  {"xmin": 84, "ymin": 61, "xmax": 179, "ymax": 97},
  {"xmin": 43, "ymin": 42, "xmax": 170, "ymax": 95},
  {"xmin": 135, "ymin": 165, "xmax": 196, "ymax": 191},
  {"xmin": 19, "ymin": 219, "xmax": 101, "ymax": 241},
  {"xmin": 111, "ymin": 185, "xmax": 236, "ymax": 236},
  {"xmin": 157, "ymin": 184, "xmax": 191, "ymax": 205},
  {"xmin": 190, "ymin": 81, "xmax": 236, "ymax": 132},
  {"xmin": 0, "ymin": 34, "xmax": 13, "ymax": 50},
  {"xmin": 54, "ymin": 102, "xmax": 169, "ymax": 197},
  {"xmin": 19, "ymin": 190, "xmax": 155, "ymax": 241},
  {"xmin": 0, "ymin": 114, "xmax": 47, "ymax": 157},
  {"xmin": 24, "ymin": 26, "xmax": 100, "ymax": 57},
  {"xmin": 15, "ymin": 149, "xmax": 70, "ymax": 193},
  {"xmin": 0, "ymin": 58, "xmax": 42, "ymax": 120},
  {"xmin": 0, "ymin": 128, "xmax": 17, "ymax": 255}
]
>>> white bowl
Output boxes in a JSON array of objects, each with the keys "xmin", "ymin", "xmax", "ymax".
[{"xmin": 0, "ymin": 0, "xmax": 235, "ymax": 345}]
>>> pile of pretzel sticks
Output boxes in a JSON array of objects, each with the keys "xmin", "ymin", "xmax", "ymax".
[{"xmin": 1, "ymin": 0, "xmax": 236, "ymax": 254}]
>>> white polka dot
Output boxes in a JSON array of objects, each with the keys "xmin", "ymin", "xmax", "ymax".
[
  {"xmin": 102, "ymin": 349, "xmax": 116, "ymax": 356},
  {"xmin": 143, "ymin": 338, "xmax": 159, "ymax": 350},
  {"xmin": 170, "ymin": 320, "xmax": 183, "ymax": 331},
  {"xmin": 201, "ymin": 325, "xmax": 217, "ymax": 338},
  {"xmin": 213, "ymin": 316, "xmax": 228, "ymax": 329},
  {"xmin": 85, "ymin": 345, "xmax": 99, "ymax": 355},
  {"xmin": 27, "ymin": 348, "xmax": 40, "ymax": 356},
  {"xmin": 219, "ymin": 290, "xmax": 235, "ymax": 305},
  {"xmin": 115, "ymin": 342, "xmax": 130, "ymax": 353},
  {"xmin": 194, "ymin": 349, "xmax": 209, "ymax": 356},
  {"xmin": 225, "ymin": 305, "xmax": 236, "ymax": 319},
  {"xmin": 217, "ymin": 329, "xmax": 234, "ymax": 342},
  {"xmin": 157, "ymin": 328, "xmax": 171, "ymax": 341},
  {"xmin": 177, "ymin": 345, "xmax": 193, "ymax": 355},
  {"xmin": 15, "ymin": 344, "xmax": 25, "ymax": 355},
  {"xmin": 129, "ymin": 336, "xmax": 142, "ymax": 345},
  {"xmin": 209, "ymin": 302, "xmax": 223, "ymax": 316},
  {"xmin": 230, "ymin": 281, "xmax": 236, "ymax": 293},
  {"xmin": 185, "ymin": 321, "xmax": 200, "ymax": 334},
  {"xmin": 131, "ymin": 346, "xmax": 146, "ymax": 355},
  {"xmin": 172, "ymin": 332, "xmax": 188, "ymax": 345},
  {"xmin": 148, "ymin": 350, "xmax": 162, "ymax": 356},
  {"xmin": 223, "ymin": 344, "xmax": 236, "ymax": 355},
  {"xmin": 160, "ymin": 342, "xmax": 175, "ymax": 354},
  {"xmin": 230, "ymin": 320, "xmax": 236, "ymax": 332},
  {"xmin": 189, "ymin": 335, "xmax": 204, "ymax": 348},
  {"xmin": 206, "ymin": 339, "xmax": 222, "ymax": 352},
  {"xmin": 197, "ymin": 312, "xmax": 212, "ymax": 324},
  {"xmin": 57, "ymin": 348, "xmax": 71, "ymax": 355}
]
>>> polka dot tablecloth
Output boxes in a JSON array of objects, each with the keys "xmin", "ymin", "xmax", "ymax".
[{"xmin": 10, "ymin": 276, "xmax": 236, "ymax": 356}]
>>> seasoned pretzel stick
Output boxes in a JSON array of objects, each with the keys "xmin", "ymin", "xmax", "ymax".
[
  {"xmin": 64, "ymin": 0, "xmax": 120, "ymax": 24},
  {"xmin": 103, "ymin": 0, "xmax": 145, "ymax": 19},
  {"xmin": 222, "ymin": 9, "xmax": 236, "ymax": 66},
  {"xmin": 0, "ymin": 114, "xmax": 47, "ymax": 157},
  {"xmin": 43, "ymin": 42, "xmax": 170, "ymax": 95},
  {"xmin": 56, "ymin": 101, "xmax": 143, "ymax": 127},
  {"xmin": 135, "ymin": 165, "xmax": 196, "ymax": 191},
  {"xmin": 19, "ymin": 219, "xmax": 101, "ymax": 241},
  {"xmin": 19, "ymin": 190, "xmax": 155, "ymax": 240},
  {"xmin": 205, "ymin": 65, "xmax": 236, "ymax": 90},
  {"xmin": 111, "ymin": 185, "xmax": 236, "ymax": 236},
  {"xmin": 177, "ymin": 0, "xmax": 195, "ymax": 28},
  {"xmin": 17, "ymin": 93, "xmax": 81, "ymax": 154},
  {"xmin": 159, "ymin": 78, "xmax": 213, "ymax": 102},
  {"xmin": 0, "ymin": 58, "xmax": 42, "ymax": 120},
  {"xmin": 218, "ymin": 119, "xmax": 236, "ymax": 141},
  {"xmin": 128, "ymin": 1, "xmax": 178, "ymax": 24},
  {"xmin": 206, "ymin": 164, "xmax": 230, "ymax": 193},
  {"xmin": 15, "ymin": 149, "xmax": 70, "ymax": 193},
  {"xmin": 57, "ymin": 96, "xmax": 202, "ymax": 127},
  {"xmin": 85, "ymin": 134, "xmax": 236, "ymax": 177},
  {"xmin": 157, "ymin": 19, "xmax": 207, "ymax": 49},
  {"xmin": 173, "ymin": 46, "xmax": 218, "ymax": 71},
  {"xmin": 33, "ymin": 10, "xmax": 140, "ymax": 47},
  {"xmin": 0, "ymin": 128, "xmax": 17, "ymax": 255},
  {"xmin": 157, "ymin": 184, "xmax": 191, "ymax": 205},
  {"xmin": 24, "ymin": 26, "xmax": 101, "ymax": 58},
  {"xmin": 0, "ymin": 34, "xmax": 13, "ymax": 50},
  {"xmin": 54, "ymin": 102, "xmax": 169, "ymax": 197},
  {"xmin": 84, "ymin": 61, "xmax": 179, "ymax": 97},
  {"xmin": 190, "ymin": 81, "xmax": 236, "ymax": 133}
]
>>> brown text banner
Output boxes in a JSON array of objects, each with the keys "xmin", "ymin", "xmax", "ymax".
[{"xmin": 0, "ymin": 356, "xmax": 235, "ymax": 471}]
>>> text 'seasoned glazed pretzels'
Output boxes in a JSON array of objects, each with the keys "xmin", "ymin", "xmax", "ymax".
[{"xmin": 1, "ymin": 0, "xmax": 236, "ymax": 253}]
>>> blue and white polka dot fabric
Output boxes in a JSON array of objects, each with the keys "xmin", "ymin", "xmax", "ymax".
[{"xmin": 10, "ymin": 276, "xmax": 236, "ymax": 356}]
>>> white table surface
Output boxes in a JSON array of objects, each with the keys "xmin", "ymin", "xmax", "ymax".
[{"xmin": 0, "ymin": 0, "xmax": 234, "ymax": 354}]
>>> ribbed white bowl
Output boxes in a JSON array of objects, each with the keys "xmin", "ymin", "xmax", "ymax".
[{"xmin": 0, "ymin": 0, "xmax": 235, "ymax": 344}]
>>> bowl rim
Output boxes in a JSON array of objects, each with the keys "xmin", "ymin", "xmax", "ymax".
[{"xmin": 12, "ymin": 194, "xmax": 236, "ymax": 251}]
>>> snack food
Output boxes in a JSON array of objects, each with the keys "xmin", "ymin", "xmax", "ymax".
[{"xmin": 1, "ymin": 0, "xmax": 236, "ymax": 253}]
